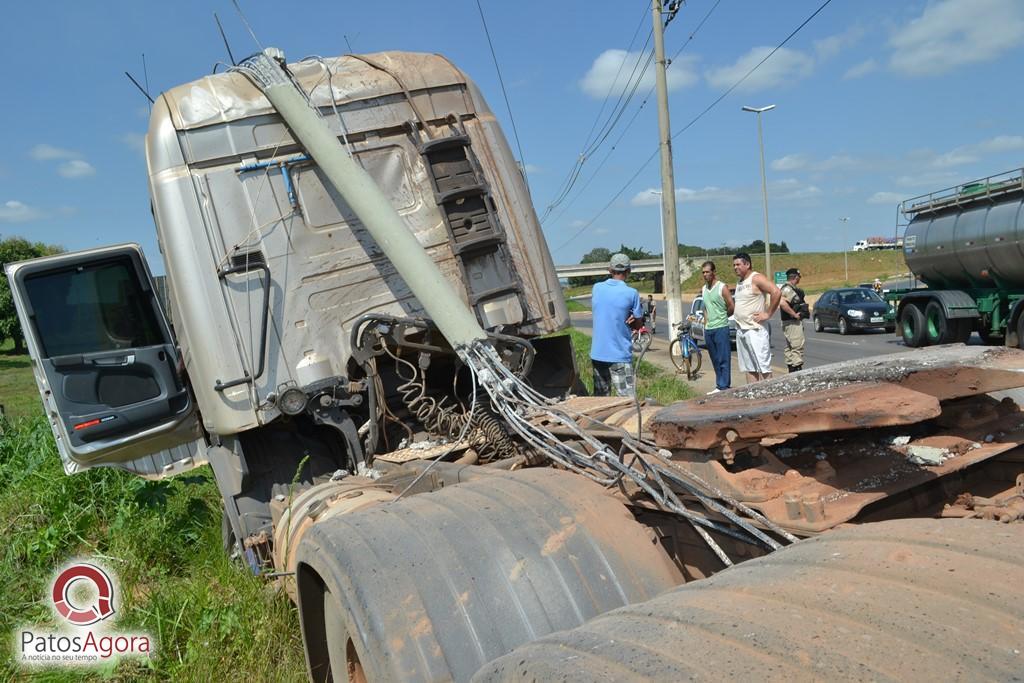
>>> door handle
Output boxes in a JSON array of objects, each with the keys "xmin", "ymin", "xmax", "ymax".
[{"xmin": 91, "ymin": 354, "xmax": 135, "ymax": 367}]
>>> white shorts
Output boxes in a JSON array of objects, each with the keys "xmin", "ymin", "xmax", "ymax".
[{"xmin": 737, "ymin": 325, "xmax": 772, "ymax": 374}]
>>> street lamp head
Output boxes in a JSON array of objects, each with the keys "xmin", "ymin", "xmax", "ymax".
[{"xmin": 742, "ymin": 104, "xmax": 776, "ymax": 113}]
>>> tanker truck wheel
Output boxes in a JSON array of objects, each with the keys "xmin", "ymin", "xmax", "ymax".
[
  {"xmin": 900, "ymin": 304, "xmax": 927, "ymax": 347},
  {"xmin": 924, "ymin": 300, "xmax": 965, "ymax": 344}
]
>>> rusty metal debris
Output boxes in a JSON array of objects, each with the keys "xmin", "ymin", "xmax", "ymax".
[
  {"xmin": 644, "ymin": 346, "xmax": 1024, "ymax": 534},
  {"xmin": 943, "ymin": 473, "xmax": 1024, "ymax": 522}
]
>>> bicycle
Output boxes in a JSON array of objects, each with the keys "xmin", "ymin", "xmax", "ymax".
[
  {"xmin": 669, "ymin": 318, "xmax": 703, "ymax": 380},
  {"xmin": 631, "ymin": 323, "xmax": 653, "ymax": 354}
]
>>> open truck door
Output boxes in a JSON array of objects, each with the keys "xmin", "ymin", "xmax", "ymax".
[{"xmin": 5, "ymin": 244, "xmax": 205, "ymax": 478}]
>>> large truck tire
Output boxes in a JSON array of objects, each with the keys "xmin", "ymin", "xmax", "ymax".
[
  {"xmin": 900, "ymin": 303, "xmax": 927, "ymax": 347},
  {"xmin": 475, "ymin": 518, "xmax": 1024, "ymax": 682},
  {"xmin": 294, "ymin": 468, "xmax": 682, "ymax": 683},
  {"xmin": 924, "ymin": 300, "xmax": 953, "ymax": 344}
]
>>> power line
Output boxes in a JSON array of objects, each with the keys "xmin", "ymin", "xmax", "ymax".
[
  {"xmin": 540, "ymin": 1, "xmax": 654, "ymax": 221},
  {"xmin": 556, "ymin": 0, "xmax": 834, "ymax": 252},
  {"xmin": 547, "ymin": 0, "xmax": 723, "ymax": 228},
  {"xmin": 476, "ymin": 0, "xmax": 530, "ymax": 190}
]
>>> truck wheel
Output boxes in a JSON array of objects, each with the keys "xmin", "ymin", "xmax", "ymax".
[
  {"xmin": 813, "ymin": 316, "xmax": 823, "ymax": 333},
  {"xmin": 952, "ymin": 319, "xmax": 972, "ymax": 344},
  {"xmin": 838, "ymin": 317, "xmax": 849, "ymax": 335},
  {"xmin": 1018, "ymin": 314, "xmax": 1024, "ymax": 350},
  {"xmin": 477, "ymin": 519, "xmax": 1024, "ymax": 683},
  {"xmin": 900, "ymin": 304, "xmax": 927, "ymax": 347},
  {"xmin": 296, "ymin": 469, "xmax": 681, "ymax": 682},
  {"xmin": 924, "ymin": 300, "xmax": 956, "ymax": 344}
]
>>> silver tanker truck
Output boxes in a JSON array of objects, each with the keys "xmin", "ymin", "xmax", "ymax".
[{"xmin": 891, "ymin": 168, "xmax": 1024, "ymax": 347}]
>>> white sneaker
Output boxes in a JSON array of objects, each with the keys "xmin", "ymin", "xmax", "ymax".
[{"xmin": 706, "ymin": 388, "xmax": 721, "ymax": 395}]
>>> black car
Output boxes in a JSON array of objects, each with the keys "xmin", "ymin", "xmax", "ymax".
[{"xmin": 812, "ymin": 287, "xmax": 895, "ymax": 335}]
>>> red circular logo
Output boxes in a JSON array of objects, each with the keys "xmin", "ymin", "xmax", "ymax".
[{"xmin": 51, "ymin": 563, "xmax": 116, "ymax": 626}]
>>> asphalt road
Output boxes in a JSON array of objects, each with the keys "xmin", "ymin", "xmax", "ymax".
[{"xmin": 570, "ymin": 298, "xmax": 984, "ymax": 369}]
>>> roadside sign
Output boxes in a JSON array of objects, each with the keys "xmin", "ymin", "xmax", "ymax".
[{"xmin": 774, "ymin": 271, "xmax": 786, "ymax": 285}]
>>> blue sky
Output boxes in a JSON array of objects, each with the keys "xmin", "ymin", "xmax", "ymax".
[{"xmin": 2, "ymin": 0, "xmax": 1023, "ymax": 269}]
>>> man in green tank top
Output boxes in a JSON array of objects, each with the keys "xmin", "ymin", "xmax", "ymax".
[{"xmin": 700, "ymin": 261, "xmax": 735, "ymax": 392}]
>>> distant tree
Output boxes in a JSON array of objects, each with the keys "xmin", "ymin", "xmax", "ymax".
[
  {"xmin": 580, "ymin": 247, "xmax": 611, "ymax": 264},
  {"xmin": 616, "ymin": 244, "xmax": 656, "ymax": 261},
  {"xmin": 0, "ymin": 237, "xmax": 64, "ymax": 353}
]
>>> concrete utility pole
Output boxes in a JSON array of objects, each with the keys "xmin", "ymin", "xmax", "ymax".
[
  {"xmin": 742, "ymin": 104, "xmax": 775, "ymax": 280},
  {"xmin": 839, "ymin": 216, "xmax": 850, "ymax": 283},
  {"xmin": 652, "ymin": 0, "xmax": 682, "ymax": 335}
]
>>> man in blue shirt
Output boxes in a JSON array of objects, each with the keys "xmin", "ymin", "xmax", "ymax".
[{"xmin": 590, "ymin": 253, "xmax": 642, "ymax": 397}]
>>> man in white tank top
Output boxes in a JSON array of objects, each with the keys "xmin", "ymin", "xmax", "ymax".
[{"xmin": 731, "ymin": 252, "xmax": 782, "ymax": 383}]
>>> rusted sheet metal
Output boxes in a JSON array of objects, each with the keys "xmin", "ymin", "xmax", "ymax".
[
  {"xmin": 296, "ymin": 468, "xmax": 682, "ymax": 683},
  {"xmin": 473, "ymin": 518, "xmax": 1024, "ymax": 682},
  {"xmin": 652, "ymin": 381, "xmax": 940, "ymax": 450},
  {"xmin": 943, "ymin": 473, "xmax": 1024, "ymax": 522},
  {"xmin": 652, "ymin": 345, "xmax": 1024, "ymax": 450},
  {"xmin": 655, "ymin": 402, "xmax": 1024, "ymax": 533}
]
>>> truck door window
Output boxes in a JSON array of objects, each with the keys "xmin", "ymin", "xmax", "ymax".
[{"xmin": 24, "ymin": 257, "xmax": 164, "ymax": 358}]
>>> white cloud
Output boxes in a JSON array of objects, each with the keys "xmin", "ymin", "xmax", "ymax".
[
  {"xmin": 867, "ymin": 191, "xmax": 904, "ymax": 205},
  {"xmin": 771, "ymin": 178, "xmax": 821, "ymax": 201},
  {"xmin": 30, "ymin": 144, "xmax": 80, "ymax": 161},
  {"xmin": 844, "ymin": 59, "xmax": 878, "ymax": 80},
  {"xmin": 770, "ymin": 153, "xmax": 861, "ymax": 173},
  {"xmin": 0, "ymin": 200, "xmax": 43, "ymax": 223},
  {"xmin": 814, "ymin": 155, "xmax": 861, "ymax": 172},
  {"xmin": 58, "ymin": 160, "xmax": 96, "ymax": 179},
  {"xmin": 771, "ymin": 154, "xmax": 808, "ymax": 172},
  {"xmin": 814, "ymin": 25, "xmax": 864, "ymax": 60},
  {"xmin": 580, "ymin": 49, "xmax": 698, "ymax": 98},
  {"xmin": 120, "ymin": 132, "xmax": 146, "ymax": 154},
  {"xmin": 569, "ymin": 219, "xmax": 587, "ymax": 228},
  {"xmin": 895, "ymin": 171, "xmax": 960, "ymax": 189},
  {"xmin": 889, "ymin": 0, "xmax": 1024, "ymax": 76},
  {"xmin": 925, "ymin": 135, "xmax": 1024, "ymax": 168},
  {"xmin": 705, "ymin": 46, "xmax": 814, "ymax": 92}
]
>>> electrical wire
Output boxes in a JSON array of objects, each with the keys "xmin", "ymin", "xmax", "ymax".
[
  {"xmin": 476, "ymin": 0, "xmax": 530, "ymax": 192},
  {"xmin": 544, "ymin": 0, "xmax": 722, "ymax": 227},
  {"xmin": 555, "ymin": 0, "xmax": 833, "ymax": 250}
]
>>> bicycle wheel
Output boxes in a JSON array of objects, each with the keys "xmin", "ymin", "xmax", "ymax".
[
  {"xmin": 686, "ymin": 342, "xmax": 702, "ymax": 380},
  {"xmin": 632, "ymin": 330, "xmax": 652, "ymax": 354},
  {"xmin": 669, "ymin": 339, "xmax": 686, "ymax": 373}
]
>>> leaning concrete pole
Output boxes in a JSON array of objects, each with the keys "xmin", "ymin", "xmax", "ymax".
[{"xmin": 238, "ymin": 50, "xmax": 488, "ymax": 347}]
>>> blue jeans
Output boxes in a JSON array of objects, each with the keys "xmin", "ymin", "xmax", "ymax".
[{"xmin": 705, "ymin": 326, "xmax": 731, "ymax": 390}]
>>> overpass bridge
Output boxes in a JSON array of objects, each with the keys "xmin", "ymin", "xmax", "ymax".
[{"xmin": 555, "ymin": 257, "xmax": 699, "ymax": 280}]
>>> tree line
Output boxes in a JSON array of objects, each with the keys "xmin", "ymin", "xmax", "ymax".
[
  {"xmin": 0, "ymin": 236, "xmax": 64, "ymax": 352},
  {"xmin": 569, "ymin": 240, "xmax": 789, "ymax": 287}
]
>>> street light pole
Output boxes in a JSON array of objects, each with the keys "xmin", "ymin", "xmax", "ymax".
[
  {"xmin": 839, "ymin": 217, "xmax": 850, "ymax": 283},
  {"xmin": 742, "ymin": 104, "xmax": 775, "ymax": 280}
]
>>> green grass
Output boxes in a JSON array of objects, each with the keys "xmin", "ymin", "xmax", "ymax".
[
  {"xmin": 0, "ymin": 414, "xmax": 306, "ymax": 681},
  {"xmin": 0, "ymin": 327, "xmax": 688, "ymax": 680},
  {"xmin": 680, "ymin": 251, "xmax": 907, "ymax": 296},
  {"xmin": 564, "ymin": 299, "xmax": 590, "ymax": 312},
  {"xmin": 0, "ymin": 339, "xmax": 41, "ymax": 420},
  {"xmin": 563, "ymin": 251, "xmax": 906, "ymax": 301},
  {"xmin": 563, "ymin": 328, "xmax": 694, "ymax": 404}
]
